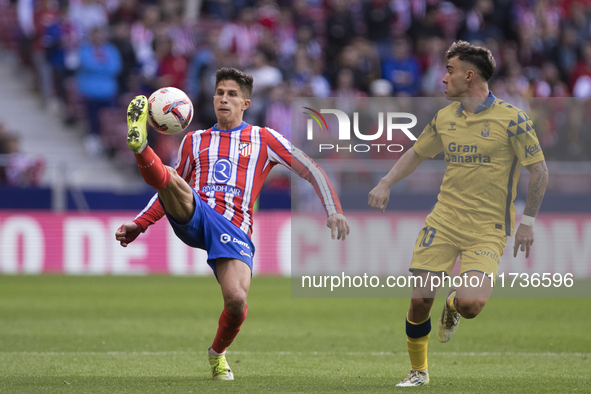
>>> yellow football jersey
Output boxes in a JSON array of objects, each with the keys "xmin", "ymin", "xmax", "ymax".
[{"xmin": 413, "ymin": 92, "xmax": 544, "ymax": 237}]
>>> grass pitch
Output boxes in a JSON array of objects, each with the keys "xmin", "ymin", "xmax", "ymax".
[{"xmin": 0, "ymin": 276, "xmax": 589, "ymax": 393}]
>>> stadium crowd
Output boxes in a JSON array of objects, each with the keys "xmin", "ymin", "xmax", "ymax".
[{"xmin": 1, "ymin": 0, "xmax": 590, "ymax": 167}]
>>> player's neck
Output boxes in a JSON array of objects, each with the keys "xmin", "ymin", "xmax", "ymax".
[
  {"xmin": 457, "ymin": 86, "xmax": 489, "ymax": 114},
  {"xmin": 216, "ymin": 119, "xmax": 244, "ymax": 131}
]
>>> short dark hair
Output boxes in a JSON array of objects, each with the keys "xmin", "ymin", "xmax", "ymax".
[
  {"xmin": 446, "ymin": 40, "xmax": 496, "ymax": 81},
  {"xmin": 215, "ymin": 67, "xmax": 254, "ymax": 98}
]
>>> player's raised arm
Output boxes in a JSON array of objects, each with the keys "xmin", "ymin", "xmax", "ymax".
[
  {"xmin": 513, "ymin": 160, "xmax": 548, "ymax": 258},
  {"xmin": 368, "ymin": 147, "xmax": 429, "ymax": 212}
]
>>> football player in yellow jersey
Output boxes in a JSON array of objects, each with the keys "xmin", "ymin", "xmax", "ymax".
[{"xmin": 368, "ymin": 41, "xmax": 548, "ymax": 387}]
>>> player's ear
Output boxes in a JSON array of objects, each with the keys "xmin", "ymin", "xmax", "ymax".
[
  {"xmin": 243, "ymin": 99, "xmax": 251, "ymax": 111},
  {"xmin": 465, "ymin": 69, "xmax": 475, "ymax": 82}
]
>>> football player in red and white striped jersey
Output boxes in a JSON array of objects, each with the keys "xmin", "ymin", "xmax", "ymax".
[{"xmin": 116, "ymin": 67, "xmax": 349, "ymax": 380}]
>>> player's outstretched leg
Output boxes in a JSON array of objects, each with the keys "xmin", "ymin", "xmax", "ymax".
[
  {"xmin": 208, "ymin": 306, "xmax": 248, "ymax": 380},
  {"xmin": 126, "ymin": 95, "xmax": 171, "ymax": 190},
  {"xmin": 437, "ymin": 288, "xmax": 460, "ymax": 343}
]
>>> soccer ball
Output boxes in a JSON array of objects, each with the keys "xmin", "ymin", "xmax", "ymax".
[{"xmin": 147, "ymin": 87, "xmax": 194, "ymax": 134}]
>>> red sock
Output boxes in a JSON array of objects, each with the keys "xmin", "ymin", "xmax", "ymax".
[
  {"xmin": 135, "ymin": 146, "xmax": 170, "ymax": 190},
  {"xmin": 211, "ymin": 305, "xmax": 248, "ymax": 354}
]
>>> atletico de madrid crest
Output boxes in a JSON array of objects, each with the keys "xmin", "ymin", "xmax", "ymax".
[
  {"xmin": 239, "ymin": 142, "xmax": 252, "ymax": 157},
  {"xmin": 481, "ymin": 122, "xmax": 490, "ymax": 137}
]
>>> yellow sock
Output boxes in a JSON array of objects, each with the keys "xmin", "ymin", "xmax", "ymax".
[
  {"xmin": 406, "ymin": 313, "xmax": 431, "ymax": 371},
  {"xmin": 448, "ymin": 292, "xmax": 457, "ymax": 312}
]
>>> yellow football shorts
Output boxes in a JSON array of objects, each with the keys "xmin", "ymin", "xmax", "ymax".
[{"xmin": 409, "ymin": 214, "xmax": 507, "ymax": 278}]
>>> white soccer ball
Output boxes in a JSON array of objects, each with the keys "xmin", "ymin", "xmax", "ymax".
[{"xmin": 147, "ymin": 87, "xmax": 194, "ymax": 135}]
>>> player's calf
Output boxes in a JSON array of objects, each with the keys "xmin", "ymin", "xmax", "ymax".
[{"xmin": 126, "ymin": 95, "xmax": 172, "ymax": 191}]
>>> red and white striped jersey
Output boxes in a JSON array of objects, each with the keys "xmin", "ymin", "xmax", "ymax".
[{"xmin": 134, "ymin": 122, "xmax": 342, "ymax": 236}]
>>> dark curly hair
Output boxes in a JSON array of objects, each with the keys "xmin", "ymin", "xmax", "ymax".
[
  {"xmin": 446, "ymin": 40, "xmax": 496, "ymax": 81},
  {"xmin": 215, "ymin": 67, "xmax": 254, "ymax": 99}
]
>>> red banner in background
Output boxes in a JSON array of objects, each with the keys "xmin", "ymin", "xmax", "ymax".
[
  {"xmin": 0, "ymin": 211, "xmax": 590, "ymax": 277},
  {"xmin": 0, "ymin": 211, "xmax": 289, "ymax": 276}
]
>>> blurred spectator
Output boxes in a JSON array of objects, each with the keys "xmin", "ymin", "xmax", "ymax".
[
  {"xmin": 420, "ymin": 36, "xmax": 447, "ymax": 96},
  {"xmin": 274, "ymin": 8, "xmax": 297, "ymax": 65},
  {"xmin": 331, "ymin": 68, "xmax": 367, "ymax": 114},
  {"xmin": 42, "ymin": 2, "xmax": 77, "ymax": 119},
  {"xmin": 110, "ymin": 0, "xmax": 140, "ymax": 25},
  {"xmin": 409, "ymin": 4, "xmax": 443, "ymax": 44},
  {"xmin": 32, "ymin": 0, "xmax": 58, "ymax": 106},
  {"xmin": 153, "ymin": 35, "xmax": 188, "ymax": 90},
  {"xmin": 110, "ymin": 21, "xmax": 137, "ymax": 95},
  {"xmin": 244, "ymin": 49, "xmax": 283, "ymax": 125},
  {"xmin": 16, "ymin": 0, "xmax": 36, "ymax": 71},
  {"xmin": 245, "ymin": 50, "xmax": 282, "ymax": 94},
  {"xmin": 292, "ymin": 52, "xmax": 331, "ymax": 98},
  {"xmin": 265, "ymin": 83, "xmax": 291, "ymax": 140},
  {"xmin": 548, "ymin": 24, "xmax": 580, "ymax": 84},
  {"xmin": 533, "ymin": 62, "xmax": 569, "ymax": 97},
  {"xmin": 459, "ymin": 0, "xmax": 503, "ymax": 43},
  {"xmin": 69, "ymin": 0, "xmax": 108, "ymax": 41},
  {"xmin": 164, "ymin": 10, "xmax": 196, "ymax": 58},
  {"xmin": 351, "ymin": 37, "xmax": 381, "ymax": 92},
  {"xmin": 381, "ymin": 36, "xmax": 421, "ymax": 96},
  {"xmin": 4, "ymin": 134, "xmax": 45, "ymax": 187},
  {"xmin": 256, "ymin": 0, "xmax": 281, "ymax": 30},
  {"xmin": 218, "ymin": 7, "xmax": 262, "ymax": 68},
  {"xmin": 291, "ymin": 0, "xmax": 314, "ymax": 29},
  {"xmin": 76, "ymin": 26, "xmax": 122, "ymax": 155},
  {"xmin": 570, "ymin": 40, "xmax": 591, "ymax": 95},
  {"xmin": 295, "ymin": 24, "xmax": 322, "ymax": 60},
  {"xmin": 325, "ymin": 0, "xmax": 356, "ymax": 62},
  {"xmin": 363, "ymin": 0, "xmax": 396, "ymax": 58},
  {"xmin": 0, "ymin": 123, "xmax": 9, "ymax": 154},
  {"xmin": 130, "ymin": 5, "xmax": 159, "ymax": 79}
]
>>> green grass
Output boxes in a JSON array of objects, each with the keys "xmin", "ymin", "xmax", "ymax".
[{"xmin": 0, "ymin": 276, "xmax": 589, "ymax": 393}]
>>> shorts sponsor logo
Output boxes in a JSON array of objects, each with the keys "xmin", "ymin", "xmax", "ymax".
[
  {"xmin": 233, "ymin": 237, "xmax": 250, "ymax": 249},
  {"xmin": 475, "ymin": 249, "xmax": 500, "ymax": 263},
  {"xmin": 213, "ymin": 159, "xmax": 232, "ymax": 183},
  {"xmin": 220, "ymin": 234, "xmax": 231, "ymax": 244},
  {"xmin": 525, "ymin": 144, "xmax": 541, "ymax": 158}
]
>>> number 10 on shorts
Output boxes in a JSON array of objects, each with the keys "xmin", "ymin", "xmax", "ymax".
[{"xmin": 420, "ymin": 227, "xmax": 436, "ymax": 247}]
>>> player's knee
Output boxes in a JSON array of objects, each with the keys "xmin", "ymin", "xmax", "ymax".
[
  {"xmin": 409, "ymin": 297, "xmax": 434, "ymax": 319},
  {"xmin": 224, "ymin": 292, "xmax": 247, "ymax": 314},
  {"xmin": 456, "ymin": 298, "xmax": 487, "ymax": 319}
]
